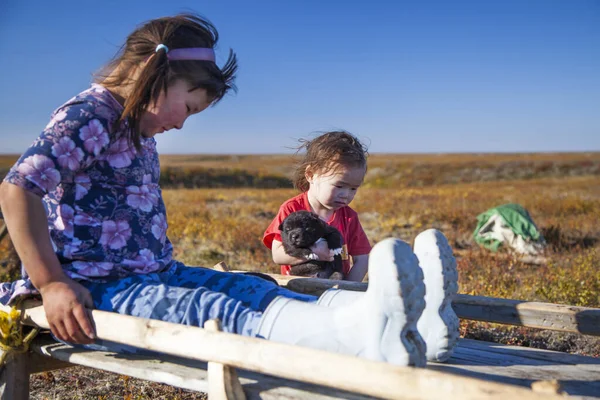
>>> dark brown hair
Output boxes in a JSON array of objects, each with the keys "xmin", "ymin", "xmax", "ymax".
[
  {"xmin": 292, "ymin": 131, "xmax": 369, "ymax": 192},
  {"xmin": 96, "ymin": 13, "xmax": 237, "ymax": 149}
]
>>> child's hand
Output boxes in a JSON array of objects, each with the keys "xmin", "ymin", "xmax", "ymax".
[
  {"xmin": 310, "ymin": 240, "xmax": 334, "ymax": 262},
  {"xmin": 39, "ymin": 277, "xmax": 96, "ymax": 344}
]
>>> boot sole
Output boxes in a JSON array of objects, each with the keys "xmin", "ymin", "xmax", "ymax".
[
  {"xmin": 367, "ymin": 238, "xmax": 427, "ymax": 367},
  {"xmin": 414, "ymin": 229, "xmax": 459, "ymax": 362}
]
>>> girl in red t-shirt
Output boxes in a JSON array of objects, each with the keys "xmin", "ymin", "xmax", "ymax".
[{"xmin": 263, "ymin": 131, "xmax": 372, "ymax": 281}]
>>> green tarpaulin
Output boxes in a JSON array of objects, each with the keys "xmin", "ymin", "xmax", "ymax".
[{"xmin": 473, "ymin": 203, "xmax": 545, "ymax": 254}]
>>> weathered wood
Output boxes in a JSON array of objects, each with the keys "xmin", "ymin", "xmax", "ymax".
[
  {"xmin": 30, "ymin": 335, "xmax": 374, "ymax": 400},
  {"xmin": 26, "ymin": 350, "xmax": 74, "ymax": 374},
  {"xmin": 457, "ymin": 338, "xmax": 600, "ymax": 373},
  {"xmin": 22, "ymin": 304, "xmax": 561, "ymax": 400},
  {"xmin": 213, "ymin": 261, "xmax": 231, "ymax": 272},
  {"xmin": 284, "ymin": 275, "xmax": 366, "ymax": 295},
  {"xmin": 30, "ymin": 335, "xmax": 600, "ymax": 399},
  {"xmin": 274, "ymin": 275, "xmax": 600, "ymax": 337},
  {"xmin": 0, "ymin": 351, "xmax": 29, "ymax": 400},
  {"xmin": 453, "ymin": 294, "xmax": 600, "ymax": 336},
  {"xmin": 204, "ymin": 319, "xmax": 246, "ymax": 400},
  {"xmin": 431, "ymin": 339, "xmax": 600, "ymax": 398}
]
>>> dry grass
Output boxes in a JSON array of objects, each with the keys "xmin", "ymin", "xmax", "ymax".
[
  {"xmin": 162, "ymin": 177, "xmax": 600, "ymax": 308},
  {"xmin": 1, "ymin": 152, "xmax": 599, "ymax": 398},
  {"xmin": 30, "ymin": 368, "xmax": 206, "ymax": 400}
]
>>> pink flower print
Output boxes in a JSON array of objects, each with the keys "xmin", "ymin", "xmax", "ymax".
[
  {"xmin": 106, "ymin": 137, "xmax": 134, "ymax": 168},
  {"xmin": 16, "ymin": 155, "xmax": 61, "ymax": 193},
  {"xmin": 123, "ymin": 249, "xmax": 160, "ymax": 273},
  {"xmin": 52, "ymin": 137, "xmax": 84, "ymax": 171},
  {"xmin": 74, "ymin": 210, "xmax": 100, "ymax": 226},
  {"xmin": 54, "ymin": 110, "xmax": 68, "ymax": 122},
  {"xmin": 151, "ymin": 214, "xmax": 167, "ymax": 242},
  {"xmin": 126, "ymin": 185, "xmax": 159, "ymax": 212},
  {"xmin": 54, "ymin": 204, "xmax": 75, "ymax": 237},
  {"xmin": 100, "ymin": 220, "xmax": 132, "ymax": 250},
  {"xmin": 74, "ymin": 173, "xmax": 91, "ymax": 200},
  {"xmin": 72, "ymin": 261, "xmax": 112, "ymax": 277},
  {"xmin": 45, "ymin": 110, "xmax": 68, "ymax": 129},
  {"xmin": 63, "ymin": 238, "xmax": 82, "ymax": 258},
  {"xmin": 79, "ymin": 119, "xmax": 109, "ymax": 156}
]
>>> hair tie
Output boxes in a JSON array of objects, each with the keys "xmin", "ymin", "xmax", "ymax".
[
  {"xmin": 167, "ymin": 48, "xmax": 216, "ymax": 62},
  {"xmin": 155, "ymin": 44, "xmax": 169, "ymax": 53},
  {"xmin": 151, "ymin": 45, "xmax": 215, "ymax": 62}
]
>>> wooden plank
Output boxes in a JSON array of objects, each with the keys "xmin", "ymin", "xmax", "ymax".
[
  {"xmin": 277, "ymin": 275, "xmax": 600, "ymax": 337},
  {"xmin": 284, "ymin": 276, "xmax": 367, "ymax": 295},
  {"xmin": 33, "ymin": 335, "xmax": 600, "ymax": 400},
  {"xmin": 30, "ymin": 335, "xmax": 375, "ymax": 400},
  {"xmin": 453, "ymin": 294, "xmax": 600, "ymax": 336},
  {"xmin": 431, "ymin": 339, "xmax": 600, "ymax": 399},
  {"xmin": 456, "ymin": 339, "xmax": 600, "ymax": 373},
  {"xmin": 22, "ymin": 304, "xmax": 560, "ymax": 400},
  {"xmin": 0, "ymin": 351, "xmax": 29, "ymax": 400},
  {"xmin": 26, "ymin": 350, "xmax": 74, "ymax": 374},
  {"xmin": 204, "ymin": 319, "xmax": 246, "ymax": 400}
]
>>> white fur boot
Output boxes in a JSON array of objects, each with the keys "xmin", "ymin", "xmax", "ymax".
[
  {"xmin": 256, "ymin": 238, "xmax": 427, "ymax": 366},
  {"xmin": 318, "ymin": 229, "xmax": 459, "ymax": 363},
  {"xmin": 413, "ymin": 229, "xmax": 459, "ymax": 362}
]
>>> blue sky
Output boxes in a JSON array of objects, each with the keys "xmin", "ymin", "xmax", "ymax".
[{"xmin": 1, "ymin": 0, "xmax": 598, "ymax": 154}]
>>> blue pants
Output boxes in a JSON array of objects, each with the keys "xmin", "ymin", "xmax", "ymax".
[{"xmin": 76, "ymin": 262, "xmax": 315, "ymax": 352}]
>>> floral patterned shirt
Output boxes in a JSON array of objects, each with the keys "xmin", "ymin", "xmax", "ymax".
[{"xmin": 1, "ymin": 84, "xmax": 173, "ymax": 303}]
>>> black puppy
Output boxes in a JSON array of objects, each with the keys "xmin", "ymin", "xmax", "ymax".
[{"xmin": 279, "ymin": 210, "xmax": 344, "ymax": 280}]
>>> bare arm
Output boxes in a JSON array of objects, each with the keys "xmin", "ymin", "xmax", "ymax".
[
  {"xmin": 271, "ymin": 239, "xmax": 308, "ymax": 265},
  {"xmin": 271, "ymin": 239, "xmax": 333, "ymax": 265},
  {"xmin": 346, "ymin": 254, "xmax": 369, "ymax": 282},
  {"xmin": 0, "ymin": 182, "xmax": 95, "ymax": 343}
]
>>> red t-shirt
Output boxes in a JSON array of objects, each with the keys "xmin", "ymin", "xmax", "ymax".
[{"xmin": 263, "ymin": 192, "xmax": 372, "ymax": 275}]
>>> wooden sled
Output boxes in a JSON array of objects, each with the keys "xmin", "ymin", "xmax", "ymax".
[{"xmin": 1, "ymin": 269, "xmax": 599, "ymax": 399}]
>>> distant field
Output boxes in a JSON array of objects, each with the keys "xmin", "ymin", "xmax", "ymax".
[{"xmin": 2, "ymin": 152, "xmax": 599, "ymax": 188}]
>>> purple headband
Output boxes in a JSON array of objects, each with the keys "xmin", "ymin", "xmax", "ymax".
[{"xmin": 155, "ymin": 44, "xmax": 215, "ymax": 62}]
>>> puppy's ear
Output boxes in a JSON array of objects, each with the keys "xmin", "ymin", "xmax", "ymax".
[{"xmin": 278, "ymin": 222, "xmax": 284, "ymax": 231}]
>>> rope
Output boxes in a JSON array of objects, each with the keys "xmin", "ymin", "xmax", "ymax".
[{"xmin": 0, "ymin": 298, "xmax": 40, "ymax": 365}]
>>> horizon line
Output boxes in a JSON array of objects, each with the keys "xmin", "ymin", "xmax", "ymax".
[{"xmin": 1, "ymin": 150, "xmax": 599, "ymax": 157}]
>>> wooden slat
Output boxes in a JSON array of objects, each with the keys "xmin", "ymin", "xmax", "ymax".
[
  {"xmin": 26, "ymin": 350, "xmax": 74, "ymax": 374},
  {"xmin": 0, "ymin": 351, "xmax": 29, "ymax": 400},
  {"xmin": 30, "ymin": 335, "xmax": 373, "ymax": 400},
  {"xmin": 22, "ymin": 304, "xmax": 560, "ymax": 400},
  {"xmin": 29, "ymin": 336, "xmax": 600, "ymax": 399},
  {"xmin": 204, "ymin": 319, "xmax": 247, "ymax": 400},
  {"xmin": 273, "ymin": 275, "xmax": 600, "ymax": 337},
  {"xmin": 283, "ymin": 275, "xmax": 367, "ymax": 295},
  {"xmin": 452, "ymin": 294, "xmax": 600, "ymax": 336},
  {"xmin": 433, "ymin": 339, "xmax": 600, "ymax": 398},
  {"xmin": 456, "ymin": 338, "xmax": 600, "ymax": 373}
]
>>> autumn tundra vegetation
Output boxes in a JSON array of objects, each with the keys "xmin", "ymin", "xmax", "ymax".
[{"xmin": 1, "ymin": 152, "xmax": 598, "ymax": 399}]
